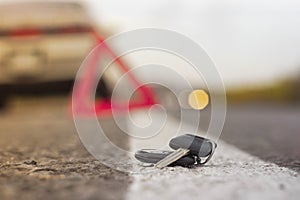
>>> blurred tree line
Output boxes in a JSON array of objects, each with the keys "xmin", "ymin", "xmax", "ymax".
[{"xmin": 227, "ymin": 75, "xmax": 300, "ymax": 105}]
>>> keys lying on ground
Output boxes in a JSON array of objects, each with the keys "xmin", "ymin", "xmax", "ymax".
[
  {"xmin": 135, "ymin": 149, "xmax": 196, "ymax": 167},
  {"xmin": 134, "ymin": 134, "xmax": 217, "ymax": 168},
  {"xmin": 155, "ymin": 148, "xmax": 190, "ymax": 168},
  {"xmin": 157, "ymin": 134, "xmax": 217, "ymax": 168}
]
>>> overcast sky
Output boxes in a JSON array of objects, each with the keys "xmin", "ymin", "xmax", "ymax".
[
  {"xmin": 1, "ymin": 0, "xmax": 300, "ymax": 88},
  {"xmin": 87, "ymin": 0, "xmax": 300, "ymax": 88}
]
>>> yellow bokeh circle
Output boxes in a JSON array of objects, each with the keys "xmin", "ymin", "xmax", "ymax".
[{"xmin": 188, "ymin": 90, "xmax": 209, "ymax": 110}]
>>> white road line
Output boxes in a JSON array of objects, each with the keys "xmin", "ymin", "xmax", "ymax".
[
  {"xmin": 126, "ymin": 110, "xmax": 300, "ymax": 199},
  {"xmin": 127, "ymin": 141, "xmax": 300, "ymax": 200}
]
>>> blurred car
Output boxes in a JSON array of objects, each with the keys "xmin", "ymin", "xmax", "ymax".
[
  {"xmin": 0, "ymin": 1, "xmax": 209, "ymax": 115},
  {"xmin": 0, "ymin": 1, "xmax": 99, "ymax": 107}
]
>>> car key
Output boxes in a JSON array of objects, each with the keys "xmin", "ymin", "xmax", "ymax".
[
  {"xmin": 169, "ymin": 134, "xmax": 216, "ymax": 157},
  {"xmin": 155, "ymin": 134, "xmax": 217, "ymax": 168},
  {"xmin": 155, "ymin": 148, "xmax": 191, "ymax": 169},
  {"xmin": 169, "ymin": 134, "xmax": 217, "ymax": 165},
  {"xmin": 135, "ymin": 149, "xmax": 196, "ymax": 167}
]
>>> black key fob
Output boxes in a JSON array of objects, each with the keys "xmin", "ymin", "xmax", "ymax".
[
  {"xmin": 169, "ymin": 134, "xmax": 217, "ymax": 158},
  {"xmin": 135, "ymin": 149, "xmax": 195, "ymax": 167}
]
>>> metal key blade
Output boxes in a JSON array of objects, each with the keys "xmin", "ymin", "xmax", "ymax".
[{"xmin": 155, "ymin": 148, "xmax": 190, "ymax": 169}]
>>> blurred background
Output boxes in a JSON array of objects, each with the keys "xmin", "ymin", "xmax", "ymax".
[
  {"xmin": 0, "ymin": 0, "xmax": 299, "ymax": 105},
  {"xmin": 88, "ymin": 0, "xmax": 300, "ymax": 104},
  {"xmin": 0, "ymin": 1, "xmax": 299, "ymax": 199}
]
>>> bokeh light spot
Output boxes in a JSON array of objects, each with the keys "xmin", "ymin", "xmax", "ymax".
[{"xmin": 188, "ymin": 89, "xmax": 209, "ymax": 110}]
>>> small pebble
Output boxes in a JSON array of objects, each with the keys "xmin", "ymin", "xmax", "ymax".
[
  {"xmin": 24, "ymin": 160, "xmax": 37, "ymax": 166},
  {"xmin": 279, "ymin": 183, "xmax": 285, "ymax": 190}
]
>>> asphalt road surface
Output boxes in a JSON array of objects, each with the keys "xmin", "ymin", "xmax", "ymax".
[{"xmin": 0, "ymin": 95, "xmax": 299, "ymax": 200}]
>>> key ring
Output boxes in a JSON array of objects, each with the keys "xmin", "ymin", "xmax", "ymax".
[{"xmin": 196, "ymin": 140, "xmax": 217, "ymax": 165}]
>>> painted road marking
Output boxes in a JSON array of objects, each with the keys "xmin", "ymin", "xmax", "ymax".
[{"xmin": 127, "ymin": 140, "xmax": 300, "ymax": 200}]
